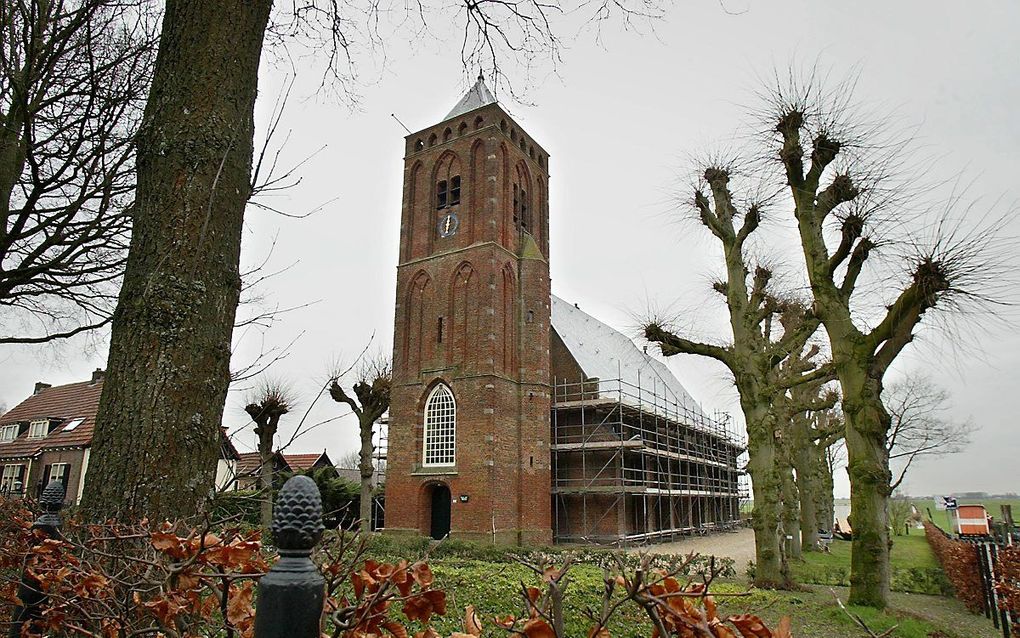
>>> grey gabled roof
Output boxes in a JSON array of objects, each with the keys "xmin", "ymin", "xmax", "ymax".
[
  {"xmin": 550, "ymin": 295, "xmax": 707, "ymax": 420},
  {"xmin": 444, "ymin": 74, "xmax": 496, "ymax": 121}
]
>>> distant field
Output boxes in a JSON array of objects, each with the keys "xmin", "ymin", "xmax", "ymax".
[{"xmin": 912, "ymin": 497, "xmax": 1020, "ymax": 531}]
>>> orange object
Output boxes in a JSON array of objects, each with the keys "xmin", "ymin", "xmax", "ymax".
[{"xmin": 955, "ymin": 504, "xmax": 990, "ymax": 536}]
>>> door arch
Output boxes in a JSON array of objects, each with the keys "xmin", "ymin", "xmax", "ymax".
[{"xmin": 428, "ymin": 483, "xmax": 451, "ymax": 540}]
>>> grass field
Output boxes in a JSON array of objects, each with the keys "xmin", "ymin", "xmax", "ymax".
[
  {"xmin": 791, "ymin": 534, "xmax": 951, "ymax": 595},
  {"xmin": 913, "ymin": 497, "xmax": 1020, "ymax": 531},
  {"xmin": 363, "ymin": 536, "xmax": 993, "ymax": 638}
]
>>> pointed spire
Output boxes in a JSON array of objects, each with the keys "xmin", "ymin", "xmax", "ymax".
[{"xmin": 444, "ymin": 73, "xmax": 496, "ymax": 121}]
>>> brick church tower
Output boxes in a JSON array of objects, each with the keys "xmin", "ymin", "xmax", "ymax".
[{"xmin": 384, "ymin": 77, "xmax": 552, "ymax": 545}]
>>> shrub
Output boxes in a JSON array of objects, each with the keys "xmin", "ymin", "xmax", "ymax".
[{"xmin": 923, "ymin": 521, "xmax": 984, "ymax": 612}]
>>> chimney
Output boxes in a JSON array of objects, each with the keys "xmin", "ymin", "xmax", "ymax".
[
  {"xmin": 34, "ymin": 382, "xmax": 51, "ymax": 395},
  {"xmin": 91, "ymin": 368, "xmax": 105, "ymax": 384}
]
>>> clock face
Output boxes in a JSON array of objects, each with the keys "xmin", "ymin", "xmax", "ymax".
[{"xmin": 438, "ymin": 212, "xmax": 460, "ymax": 238}]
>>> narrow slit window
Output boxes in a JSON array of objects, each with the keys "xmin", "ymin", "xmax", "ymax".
[
  {"xmin": 437, "ymin": 316, "xmax": 444, "ymax": 343},
  {"xmin": 513, "ymin": 184, "xmax": 520, "ymax": 225},
  {"xmin": 437, "ymin": 180, "xmax": 448, "ymax": 209},
  {"xmin": 450, "ymin": 175, "xmax": 461, "ymax": 206}
]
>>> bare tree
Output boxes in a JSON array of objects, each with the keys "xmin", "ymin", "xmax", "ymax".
[
  {"xmin": 243, "ymin": 381, "xmax": 294, "ymax": 530},
  {"xmin": 884, "ymin": 376, "xmax": 973, "ymax": 492},
  {"xmin": 888, "ymin": 491, "xmax": 914, "ymax": 537},
  {"xmin": 83, "ymin": 0, "xmax": 680, "ymax": 521},
  {"xmin": 80, "ymin": 0, "xmax": 274, "ymax": 521},
  {"xmin": 0, "ymin": 0, "xmax": 154, "ymax": 344},
  {"xmin": 644, "ymin": 165, "xmax": 831, "ymax": 588},
  {"xmin": 329, "ymin": 356, "xmax": 390, "ymax": 531},
  {"xmin": 335, "ymin": 449, "xmax": 363, "ymax": 470},
  {"xmin": 764, "ymin": 71, "xmax": 1011, "ymax": 607}
]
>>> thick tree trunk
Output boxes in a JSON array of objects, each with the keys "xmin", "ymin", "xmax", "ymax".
[
  {"xmin": 793, "ymin": 429, "xmax": 819, "ymax": 552},
  {"xmin": 359, "ymin": 417, "xmax": 375, "ymax": 531},
  {"xmin": 80, "ymin": 0, "xmax": 273, "ymax": 521},
  {"xmin": 841, "ymin": 367, "xmax": 893, "ymax": 608},
  {"xmin": 744, "ymin": 403, "xmax": 789, "ymax": 587},
  {"xmin": 815, "ymin": 446, "xmax": 835, "ymax": 534},
  {"xmin": 780, "ymin": 465, "xmax": 801, "ymax": 559}
]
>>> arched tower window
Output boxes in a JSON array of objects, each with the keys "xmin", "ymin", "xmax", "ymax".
[{"xmin": 423, "ymin": 384, "xmax": 456, "ymax": 466}]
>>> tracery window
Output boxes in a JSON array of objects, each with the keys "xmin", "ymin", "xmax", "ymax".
[{"xmin": 422, "ymin": 384, "xmax": 456, "ymax": 466}]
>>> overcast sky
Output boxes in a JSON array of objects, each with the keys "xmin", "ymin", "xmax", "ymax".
[{"xmin": 2, "ymin": 0, "xmax": 1018, "ymax": 499}]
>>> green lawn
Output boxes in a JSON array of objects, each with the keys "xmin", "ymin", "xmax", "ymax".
[
  {"xmin": 381, "ymin": 558, "xmax": 990, "ymax": 638},
  {"xmin": 791, "ymin": 534, "xmax": 951, "ymax": 595},
  {"xmin": 358, "ymin": 535, "xmax": 993, "ymax": 638},
  {"xmin": 913, "ymin": 498, "xmax": 1020, "ymax": 532}
]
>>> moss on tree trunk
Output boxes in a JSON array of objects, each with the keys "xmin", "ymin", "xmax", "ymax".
[
  {"xmin": 841, "ymin": 368, "xmax": 893, "ymax": 607},
  {"xmin": 80, "ymin": 0, "xmax": 273, "ymax": 521}
]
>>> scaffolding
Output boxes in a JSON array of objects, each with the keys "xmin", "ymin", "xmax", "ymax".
[{"xmin": 551, "ymin": 375, "xmax": 747, "ymax": 545}]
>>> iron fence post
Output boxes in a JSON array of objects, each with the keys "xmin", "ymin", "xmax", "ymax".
[
  {"xmin": 254, "ymin": 475, "xmax": 325, "ymax": 638},
  {"xmin": 8, "ymin": 480, "xmax": 65, "ymax": 638}
]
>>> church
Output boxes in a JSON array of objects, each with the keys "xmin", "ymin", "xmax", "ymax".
[{"xmin": 383, "ymin": 77, "xmax": 743, "ymax": 545}]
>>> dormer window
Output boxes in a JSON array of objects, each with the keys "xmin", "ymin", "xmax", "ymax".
[
  {"xmin": 28, "ymin": 420, "xmax": 48, "ymax": 439},
  {"xmin": 0, "ymin": 425, "xmax": 17, "ymax": 442}
]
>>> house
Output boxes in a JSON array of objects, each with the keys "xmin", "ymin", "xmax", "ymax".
[
  {"xmin": 232, "ymin": 449, "xmax": 335, "ymax": 490},
  {"xmin": 0, "ymin": 370, "xmax": 241, "ymax": 503},
  {"xmin": 383, "ymin": 77, "xmax": 744, "ymax": 544}
]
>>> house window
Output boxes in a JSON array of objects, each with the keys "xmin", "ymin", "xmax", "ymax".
[
  {"xmin": 0, "ymin": 464, "xmax": 23, "ymax": 492},
  {"xmin": 437, "ymin": 180, "xmax": 448, "ymax": 209},
  {"xmin": 28, "ymin": 420, "xmax": 48, "ymax": 439},
  {"xmin": 0, "ymin": 425, "xmax": 17, "ymax": 442},
  {"xmin": 47, "ymin": 463, "xmax": 69, "ymax": 487},
  {"xmin": 422, "ymin": 384, "xmax": 456, "ymax": 466}
]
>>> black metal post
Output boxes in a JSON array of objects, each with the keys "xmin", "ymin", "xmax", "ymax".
[
  {"xmin": 8, "ymin": 480, "xmax": 65, "ymax": 637},
  {"xmin": 254, "ymin": 475, "xmax": 325, "ymax": 638}
]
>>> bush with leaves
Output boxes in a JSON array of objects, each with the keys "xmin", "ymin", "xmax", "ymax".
[
  {"xmin": 1, "ymin": 496, "xmax": 790, "ymax": 638},
  {"xmin": 995, "ymin": 545, "xmax": 1020, "ymax": 635},
  {"xmin": 923, "ymin": 521, "xmax": 983, "ymax": 612}
]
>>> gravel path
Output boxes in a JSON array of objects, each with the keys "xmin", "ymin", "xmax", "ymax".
[{"xmin": 631, "ymin": 528, "xmax": 756, "ymax": 568}]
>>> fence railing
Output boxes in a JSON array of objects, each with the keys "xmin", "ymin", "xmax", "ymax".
[{"xmin": 924, "ymin": 520, "xmax": 1019, "ymax": 638}]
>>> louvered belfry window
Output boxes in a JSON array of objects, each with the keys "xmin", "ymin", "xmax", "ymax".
[{"xmin": 422, "ymin": 384, "xmax": 456, "ymax": 466}]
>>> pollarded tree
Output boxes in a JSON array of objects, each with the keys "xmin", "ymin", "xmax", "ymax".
[
  {"xmin": 329, "ymin": 357, "xmax": 391, "ymax": 531},
  {"xmin": 244, "ymin": 381, "xmax": 294, "ymax": 530},
  {"xmin": 775, "ymin": 367, "xmax": 840, "ymax": 555},
  {"xmin": 0, "ymin": 0, "xmax": 154, "ymax": 344},
  {"xmin": 766, "ymin": 74, "xmax": 1009, "ymax": 607},
  {"xmin": 645, "ymin": 167, "xmax": 830, "ymax": 588}
]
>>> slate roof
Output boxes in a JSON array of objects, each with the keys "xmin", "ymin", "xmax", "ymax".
[
  {"xmin": 550, "ymin": 295, "xmax": 706, "ymax": 420},
  {"xmin": 0, "ymin": 379, "xmax": 103, "ymax": 459},
  {"xmin": 444, "ymin": 73, "xmax": 496, "ymax": 121}
]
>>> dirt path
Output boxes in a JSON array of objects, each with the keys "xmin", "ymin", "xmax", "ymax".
[{"xmin": 631, "ymin": 528, "xmax": 756, "ymax": 568}]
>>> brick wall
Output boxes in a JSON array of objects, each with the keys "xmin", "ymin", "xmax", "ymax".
[{"xmin": 386, "ymin": 102, "xmax": 552, "ymax": 544}]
